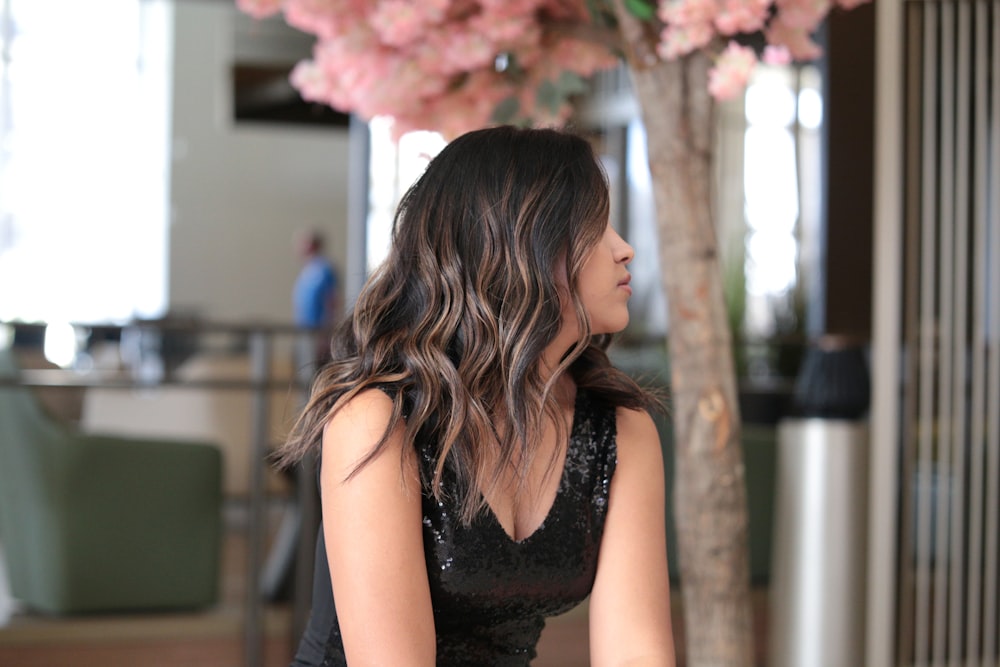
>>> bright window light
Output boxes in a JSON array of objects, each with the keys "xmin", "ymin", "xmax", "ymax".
[
  {"xmin": 42, "ymin": 322, "xmax": 77, "ymax": 368},
  {"xmin": 740, "ymin": 64, "xmax": 822, "ymax": 337},
  {"xmin": 0, "ymin": 0, "xmax": 172, "ymax": 324},
  {"xmin": 798, "ymin": 88, "xmax": 824, "ymax": 130},
  {"xmin": 366, "ymin": 117, "xmax": 446, "ymax": 272}
]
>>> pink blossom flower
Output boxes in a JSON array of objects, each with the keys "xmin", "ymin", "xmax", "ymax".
[
  {"xmin": 390, "ymin": 58, "xmax": 450, "ymax": 102},
  {"xmin": 241, "ymin": 0, "xmax": 867, "ymax": 138},
  {"xmin": 370, "ymin": 1, "xmax": 427, "ymax": 47},
  {"xmin": 236, "ymin": 0, "xmax": 284, "ymax": 20},
  {"xmin": 481, "ymin": 0, "xmax": 548, "ymax": 19},
  {"xmin": 547, "ymin": 38, "xmax": 619, "ymax": 78},
  {"xmin": 762, "ymin": 44, "xmax": 792, "ymax": 65},
  {"xmin": 765, "ymin": 18, "xmax": 823, "ymax": 59},
  {"xmin": 658, "ymin": 0, "xmax": 718, "ymax": 27},
  {"xmin": 657, "ymin": 22, "xmax": 715, "ymax": 59},
  {"xmin": 714, "ymin": 0, "xmax": 771, "ymax": 35},
  {"xmin": 306, "ymin": 37, "xmax": 397, "ymax": 115},
  {"xmin": 773, "ymin": 0, "xmax": 832, "ymax": 31},
  {"xmin": 439, "ymin": 29, "xmax": 498, "ymax": 72},
  {"xmin": 414, "ymin": 0, "xmax": 449, "ymax": 23},
  {"xmin": 242, "ymin": 0, "xmax": 578, "ymax": 136},
  {"xmin": 283, "ymin": 0, "xmax": 357, "ymax": 40},
  {"xmin": 469, "ymin": 12, "xmax": 539, "ymax": 46},
  {"xmin": 391, "ymin": 70, "xmax": 511, "ymax": 140},
  {"xmin": 707, "ymin": 41, "xmax": 757, "ymax": 100},
  {"xmin": 289, "ymin": 60, "xmax": 331, "ymax": 103},
  {"xmin": 414, "ymin": 38, "xmax": 459, "ymax": 76}
]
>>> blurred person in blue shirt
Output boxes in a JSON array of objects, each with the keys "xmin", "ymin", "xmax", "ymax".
[
  {"xmin": 293, "ymin": 229, "xmax": 340, "ymax": 374},
  {"xmin": 294, "ymin": 229, "xmax": 340, "ymax": 329}
]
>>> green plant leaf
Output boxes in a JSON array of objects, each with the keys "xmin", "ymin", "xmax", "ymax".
[
  {"xmin": 535, "ymin": 72, "xmax": 590, "ymax": 115},
  {"xmin": 536, "ymin": 80, "xmax": 560, "ymax": 114},
  {"xmin": 625, "ymin": 0, "xmax": 656, "ymax": 21},
  {"xmin": 584, "ymin": 0, "xmax": 618, "ymax": 29},
  {"xmin": 556, "ymin": 71, "xmax": 589, "ymax": 96},
  {"xmin": 491, "ymin": 96, "xmax": 521, "ymax": 124}
]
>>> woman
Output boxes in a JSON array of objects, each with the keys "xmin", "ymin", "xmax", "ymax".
[{"xmin": 283, "ymin": 126, "xmax": 675, "ymax": 666}]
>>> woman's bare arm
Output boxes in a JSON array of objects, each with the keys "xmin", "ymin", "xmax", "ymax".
[
  {"xmin": 588, "ymin": 407, "xmax": 676, "ymax": 667},
  {"xmin": 319, "ymin": 388, "xmax": 435, "ymax": 666}
]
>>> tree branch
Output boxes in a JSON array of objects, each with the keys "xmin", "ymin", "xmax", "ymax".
[
  {"xmin": 543, "ymin": 19, "xmax": 623, "ymax": 52},
  {"xmin": 607, "ymin": 0, "xmax": 661, "ymax": 69}
]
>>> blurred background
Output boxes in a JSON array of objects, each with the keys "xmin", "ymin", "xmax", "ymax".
[{"xmin": 1, "ymin": 1, "xmax": 997, "ymax": 666}]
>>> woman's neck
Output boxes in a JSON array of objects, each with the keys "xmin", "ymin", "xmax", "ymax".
[{"xmin": 539, "ymin": 349, "xmax": 578, "ymax": 410}]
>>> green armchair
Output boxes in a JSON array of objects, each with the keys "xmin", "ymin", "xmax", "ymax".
[{"xmin": 0, "ymin": 347, "xmax": 223, "ymax": 614}]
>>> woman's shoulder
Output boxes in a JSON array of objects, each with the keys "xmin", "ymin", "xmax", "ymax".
[
  {"xmin": 576, "ymin": 386, "xmax": 655, "ymax": 432},
  {"xmin": 612, "ymin": 404, "xmax": 662, "ymax": 466},
  {"xmin": 322, "ymin": 387, "xmax": 405, "ymax": 463},
  {"xmin": 329, "ymin": 386, "xmax": 396, "ymax": 423}
]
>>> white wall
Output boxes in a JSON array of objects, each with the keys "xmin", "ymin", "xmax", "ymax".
[{"xmin": 168, "ymin": 2, "xmax": 350, "ymax": 324}]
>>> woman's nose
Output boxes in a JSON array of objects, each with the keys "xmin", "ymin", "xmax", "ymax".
[{"xmin": 615, "ymin": 234, "xmax": 634, "ymax": 264}]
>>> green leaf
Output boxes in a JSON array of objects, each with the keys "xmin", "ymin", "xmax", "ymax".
[
  {"xmin": 534, "ymin": 72, "xmax": 591, "ymax": 116},
  {"xmin": 624, "ymin": 0, "xmax": 656, "ymax": 21},
  {"xmin": 556, "ymin": 71, "xmax": 589, "ymax": 97},
  {"xmin": 584, "ymin": 0, "xmax": 618, "ymax": 28},
  {"xmin": 536, "ymin": 80, "xmax": 561, "ymax": 115},
  {"xmin": 491, "ymin": 96, "xmax": 521, "ymax": 124}
]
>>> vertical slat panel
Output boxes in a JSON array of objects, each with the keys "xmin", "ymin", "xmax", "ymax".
[
  {"xmin": 897, "ymin": 4, "xmax": 927, "ymax": 663},
  {"xmin": 871, "ymin": 0, "xmax": 905, "ymax": 661},
  {"xmin": 964, "ymin": 3, "xmax": 989, "ymax": 663},
  {"xmin": 914, "ymin": 4, "xmax": 940, "ymax": 662},
  {"xmin": 947, "ymin": 1, "xmax": 971, "ymax": 660},
  {"xmin": 984, "ymin": 5, "xmax": 1000, "ymax": 658},
  {"xmin": 898, "ymin": 3, "xmax": 1000, "ymax": 664},
  {"xmin": 932, "ymin": 3, "xmax": 956, "ymax": 662}
]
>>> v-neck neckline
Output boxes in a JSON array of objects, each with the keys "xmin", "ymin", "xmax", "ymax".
[{"xmin": 483, "ymin": 389, "xmax": 584, "ymax": 545}]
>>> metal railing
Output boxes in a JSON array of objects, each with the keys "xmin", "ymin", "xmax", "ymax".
[{"xmin": 0, "ymin": 319, "xmax": 325, "ymax": 667}]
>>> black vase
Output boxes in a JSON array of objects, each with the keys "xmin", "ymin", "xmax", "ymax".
[{"xmin": 789, "ymin": 336, "xmax": 870, "ymax": 420}]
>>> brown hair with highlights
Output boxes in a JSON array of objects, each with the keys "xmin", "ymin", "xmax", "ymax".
[{"xmin": 276, "ymin": 125, "xmax": 656, "ymax": 523}]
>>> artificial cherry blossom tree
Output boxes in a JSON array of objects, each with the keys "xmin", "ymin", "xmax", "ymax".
[{"xmin": 236, "ymin": 1, "xmax": 868, "ymax": 664}]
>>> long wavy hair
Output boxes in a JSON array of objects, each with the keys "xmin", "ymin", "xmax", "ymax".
[{"xmin": 277, "ymin": 125, "xmax": 657, "ymax": 523}]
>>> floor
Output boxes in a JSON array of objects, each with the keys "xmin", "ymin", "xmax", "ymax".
[{"xmin": 0, "ymin": 521, "xmax": 771, "ymax": 667}]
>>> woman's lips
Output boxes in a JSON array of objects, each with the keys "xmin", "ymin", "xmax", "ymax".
[{"xmin": 618, "ymin": 274, "xmax": 632, "ymax": 295}]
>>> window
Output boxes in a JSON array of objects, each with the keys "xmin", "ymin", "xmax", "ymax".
[
  {"xmin": 0, "ymin": 0, "xmax": 171, "ymax": 324},
  {"xmin": 366, "ymin": 116, "xmax": 446, "ymax": 272},
  {"xmin": 742, "ymin": 64, "xmax": 823, "ymax": 339}
]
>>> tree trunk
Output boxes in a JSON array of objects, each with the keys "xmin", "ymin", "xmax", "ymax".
[{"xmin": 610, "ymin": 5, "xmax": 754, "ymax": 666}]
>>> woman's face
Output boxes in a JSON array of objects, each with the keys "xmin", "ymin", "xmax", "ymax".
[{"xmin": 571, "ymin": 223, "xmax": 635, "ymax": 336}]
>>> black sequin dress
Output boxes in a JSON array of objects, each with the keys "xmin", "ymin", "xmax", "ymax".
[{"xmin": 291, "ymin": 389, "xmax": 617, "ymax": 666}]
